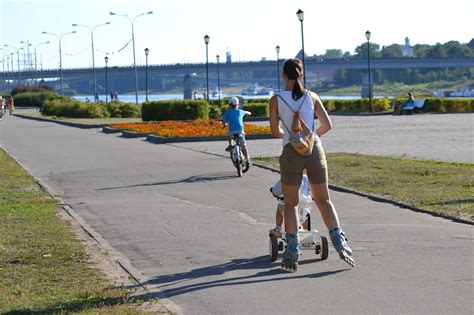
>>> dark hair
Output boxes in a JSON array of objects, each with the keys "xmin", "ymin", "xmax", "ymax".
[{"xmin": 283, "ymin": 59, "xmax": 305, "ymax": 100}]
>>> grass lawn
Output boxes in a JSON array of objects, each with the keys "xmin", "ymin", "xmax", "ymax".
[
  {"xmin": 318, "ymin": 79, "xmax": 474, "ymax": 97},
  {"xmin": 0, "ymin": 149, "xmax": 153, "ymax": 313},
  {"xmin": 255, "ymin": 153, "xmax": 473, "ymax": 221},
  {"xmin": 18, "ymin": 112, "xmax": 143, "ymax": 125}
]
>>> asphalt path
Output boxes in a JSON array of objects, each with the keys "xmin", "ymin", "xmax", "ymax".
[
  {"xmin": 0, "ymin": 114, "xmax": 472, "ymax": 314},
  {"xmin": 182, "ymin": 113, "xmax": 474, "ymax": 163}
]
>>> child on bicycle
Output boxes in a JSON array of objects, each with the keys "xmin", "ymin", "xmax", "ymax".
[
  {"xmin": 222, "ymin": 96, "xmax": 252, "ymax": 168},
  {"xmin": 269, "ymin": 174, "xmax": 312, "ymax": 238}
]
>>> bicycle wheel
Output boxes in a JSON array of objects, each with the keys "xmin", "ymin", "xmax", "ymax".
[{"xmin": 234, "ymin": 146, "xmax": 242, "ymax": 177}]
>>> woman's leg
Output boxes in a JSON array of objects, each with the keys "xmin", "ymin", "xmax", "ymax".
[
  {"xmin": 310, "ymin": 182, "xmax": 339, "ymax": 231},
  {"xmin": 282, "ymin": 184, "xmax": 300, "ymax": 235},
  {"xmin": 311, "ymin": 182, "xmax": 355, "ymax": 267}
]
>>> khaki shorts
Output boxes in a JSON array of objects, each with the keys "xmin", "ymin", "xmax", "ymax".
[{"xmin": 279, "ymin": 142, "xmax": 328, "ymax": 186}]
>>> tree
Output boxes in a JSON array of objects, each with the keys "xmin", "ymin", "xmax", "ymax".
[
  {"xmin": 413, "ymin": 44, "xmax": 431, "ymax": 58},
  {"xmin": 443, "ymin": 41, "xmax": 473, "ymax": 58},
  {"xmin": 381, "ymin": 44, "xmax": 403, "ymax": 59},
  {"xmin": 323, "ymin": 49, "xmax": 344, "ymax": 59},
  {"xmin": 354, "ymin": 42, "xmax": 381, "ymax": 59},
  {"xmin": 427, "ymin": 44, "xmax": 448, "ymax": 58}
]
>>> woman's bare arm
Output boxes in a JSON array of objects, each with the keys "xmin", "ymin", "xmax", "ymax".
[
  {"xmin": 312, "ymin": 93, "xmax": 332, "ymax": 137},
  {"xmin": 269, "ymin": 95, "xmax": 284, "ymax": 138}
]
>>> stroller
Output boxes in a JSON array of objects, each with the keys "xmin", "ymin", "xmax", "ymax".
[{"xmin": 269, "ymin": 193, "xmax": 329, "ymax": 262}]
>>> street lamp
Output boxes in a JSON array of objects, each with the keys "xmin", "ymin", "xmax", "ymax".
[
  {"xmin": 34, "ymin": 41, "xmax": 50, "ymax": 85},
  {"xmin": 72, "ymin": 22, "xmax": 111, "ymax": 102},
  {"xmin": 144, "ymin": 48, "xmax": 149, "ymax": 101},
  {"xmin": 204, "ymin": 34, "xmax": 210, "ymax": 102},
  {"xmin": 365, "ymin": 30, "xmax": 373, "ymax": 113},
  {"xmin": 19, "ymin": 41, "xmax": 33, "ymax": 76},
  {"xmin": 110, "ymin": 11, "xmax": 153, "ymax": 105},
  {"xmin": 4, "ymin": 45, "xmax": 22, "ymax": 84},
  {"xmin": 42, "ymin": 31, "xmax": 76, "ymax": 96},
  {"xmin": 216, "ymin": 54, "xmax": 221, "ymax": 105},
  {"xmin": 275, "ymin": 45, "xmax": 280, "ymax": 92},
  {"xmin": 296, "ymin": 9, "xmax": 306, "ymax": 87},
  {"xmin": 104, "ymin": 56, "xmax": 109, "ymax": 104}
]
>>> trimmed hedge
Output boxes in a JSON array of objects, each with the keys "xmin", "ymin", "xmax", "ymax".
[
  {"xmin": 12, "ymin": 91, "xmax": 60, "ymax": 107},
  {"xmin": 324, "ymin": 98, "xmax": 391, "ymax": 112},
  {"xmin": 243, "ymin": 103, "xmax": 269, "ymax": 117},
  {"xmin": 104, "ymin": 101, "xmax": 141, "ymax": 118},
  {"xmin": 142, "ymin": 100, "xmax": 209, "ymax": 121},
  {"xmin": 423, "ymin": 98, "xmax": 474, "ymax": 113},
  {"xmin": 42, "ymin": 98, "xmax": 108, "ymax": 118}
]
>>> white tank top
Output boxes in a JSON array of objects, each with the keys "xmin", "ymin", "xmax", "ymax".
[{"xmin": 277, "ymin": 90, "xmax": 319, "ymax": 146}]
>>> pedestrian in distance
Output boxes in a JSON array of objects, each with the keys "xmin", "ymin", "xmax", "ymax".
[
  {"xmin": 269, "ymin": 58, "xmax": 354, "ymax": 272},
  {"xmin": 7, "ymin": 96, "xmax": 14, "ymax": 115},
  {"xmin": 395, "ymin": 92, "xmax": 415, "ymax": 115}
]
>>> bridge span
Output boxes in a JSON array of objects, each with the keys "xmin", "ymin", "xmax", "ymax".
[{"xmin": 3, "ymin": 58, "xmax": 473, "ymax": 95}]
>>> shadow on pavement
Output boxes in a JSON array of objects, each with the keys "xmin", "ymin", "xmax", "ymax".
[
  {"xmin": 139, "ymin": 256, "xmax": 347, "ymax": 298},
  {"xmin": 96, "ymin": 172, "xmax": 237, "ymax": 191}
]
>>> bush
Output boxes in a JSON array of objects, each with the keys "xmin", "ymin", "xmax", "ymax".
[
  {"xmin": 209, "ymin": 105, "xmax": 225, "ymax": 119},
  {"xmin": 119, "ymin": 103, "xmax": 141, "ymax": 118},
  {"xmin": 142, "ymin": 100, "xmax": 209, "ymax": 121},
  {"xmin": 244, "ymin": 103, "xmax": 269, "ymax": 117},
  {"xmin": 424, "ymin": 98, "xmax": 474, "ymax": 113},
  {"xmin": 323, "ymin": 98, "xmax": 390, "ymax": 112},
  {"xmin": 42, "ymin": 97, "xmax": 107, "ymax": 118},
  {"xmin": 12, "ymin": 91, "xmax": 60, "ymax": 107},
  {"xmin": 104, "ymin": 101, "xmax": 141, "ymax": 118},
  {"xmin": 104, "ymin": 102, "xmax": 122, "ymax": 117},
  {"xmin": 11, "ymin": 84, "xmax": 54, "ymax": 97}
]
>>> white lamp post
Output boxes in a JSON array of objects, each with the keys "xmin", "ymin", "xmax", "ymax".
[
  {"xmin": 110, "ymin": 11, "xmax": 153, "ymax": 105},
  {"xmin": 34, "ymin": 41, "xmax": 50, "ymax": 85},
  {"xmin": 42, "ymin": 31, "xmax": 76, "ymax": 95},
  {"xmin": 72, "ymin": 22, "xmax": 111, "ymax": 102}
]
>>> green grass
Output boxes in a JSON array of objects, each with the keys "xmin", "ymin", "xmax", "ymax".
[
  {"xmin": 18, "ymin": 112, "xmax": 143, "ymax": 125},
  {"xmin": 0, "ymin": 149, "xmax": 152, "ymax": 313},
  {"xmin": 255, "ymin": 153, "xmax": 473, "ymax": 221},
  {"xmin": 320, "ymin": 79, "xmax": 474, "ymax": 98}
]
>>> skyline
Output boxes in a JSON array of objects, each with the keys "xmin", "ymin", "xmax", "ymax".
[{"xmin": 1, "ymin": 0, "xmax": 473, "ymax": 71}]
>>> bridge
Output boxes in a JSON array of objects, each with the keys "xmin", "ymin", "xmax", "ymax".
[{"xmin": 2, "ymin": 58, "xmax": 473, "ymax": 96}]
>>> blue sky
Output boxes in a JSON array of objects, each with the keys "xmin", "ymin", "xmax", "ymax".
[{"xmin": 1, "ymin": 0, "xmax": 473, "ymax": 70}]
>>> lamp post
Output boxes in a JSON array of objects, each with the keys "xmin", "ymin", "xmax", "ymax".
[
  {"xmin": 72, "ymin": 22, "xmax": 110, "ymax": 102},
  {"xmin": 3, "ymin": 45, "xmax": 21, "ymax": 85},
  {"xmin": 110, "ymin": 11, "xmax": 153, "ymax": 105},
  {"xmin": 104, "ymin": 56, "xmax": 109, "ymax": 104},
  {"xmin": 203, "ymin": 35, "xmax": 210, "ymax": 102},
  {"xmin": 144, "ymin": 48, "xmax": 149, "ymax": 101},
  {"xmin": 216, "ymin": 54, "xmax": 221, "ymax": 105},
  {"xmin": 275, "ymin": 45, "xmax": 280, "ymax": 92},
  {"xmin": 296, "ymin": 9, "xmax": 306, "ymax": 87},
  {"xmin": 19, "ymin": 41, "xmax": 32, "ymax": 72},
  {"xmin": 34, "ymin": 41, "xmax": 50, "ymax": 85},
  {"xmin": 365, "ymin": 30, "xmax": 373, "ymax": 113},
  {"xmin": 42, "ymin": 31, "xmax": 76, "ymax": 96}
]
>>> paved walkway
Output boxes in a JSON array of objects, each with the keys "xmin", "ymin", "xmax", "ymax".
[
  {"xmin": 0, "ymin": 114, "xmax": 472, "ymax": 314},
  {"xmin": 179, "ymin": 113, "xmax": 474, "ymax": 163}
]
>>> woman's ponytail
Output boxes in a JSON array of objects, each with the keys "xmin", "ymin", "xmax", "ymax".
[{"xmin": 283, "ymin": 59, "xmax": 305, "ymax": 100}]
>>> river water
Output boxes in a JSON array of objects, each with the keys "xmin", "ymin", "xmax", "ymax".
[{"xmin": 73, "ymin": 94, "xmax": 363, "ymax": 103}]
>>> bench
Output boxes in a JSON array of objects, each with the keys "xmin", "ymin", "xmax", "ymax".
[{"xmin": 401, "ymin": 99, "xmax": 426, "ymax": 115}]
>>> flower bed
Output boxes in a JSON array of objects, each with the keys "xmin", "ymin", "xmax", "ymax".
[{"xmin": 110, "ymin": 119, "xmax": 271, "ymax": 137}]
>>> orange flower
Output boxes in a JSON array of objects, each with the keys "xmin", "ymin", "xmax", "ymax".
[{"xmin": 110, "ymin": 119, "xmax": 271, "ymax": 137}]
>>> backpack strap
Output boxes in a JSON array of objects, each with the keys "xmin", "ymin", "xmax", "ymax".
[{"xmin": 277, "ymin": 92, "xmax": 314, "ymax": 132}]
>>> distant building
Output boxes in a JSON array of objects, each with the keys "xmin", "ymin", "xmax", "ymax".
[
  {"xmin": 295, "ymin": 49, "xmax": 309, "ymax": 60},
  {"xmin": 402, "ymin": 37, "xmax": 414, "ymax": 57},
  {"xmin": 226, "ymin": 50, "xmax": 232, "ymax": 64}
]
